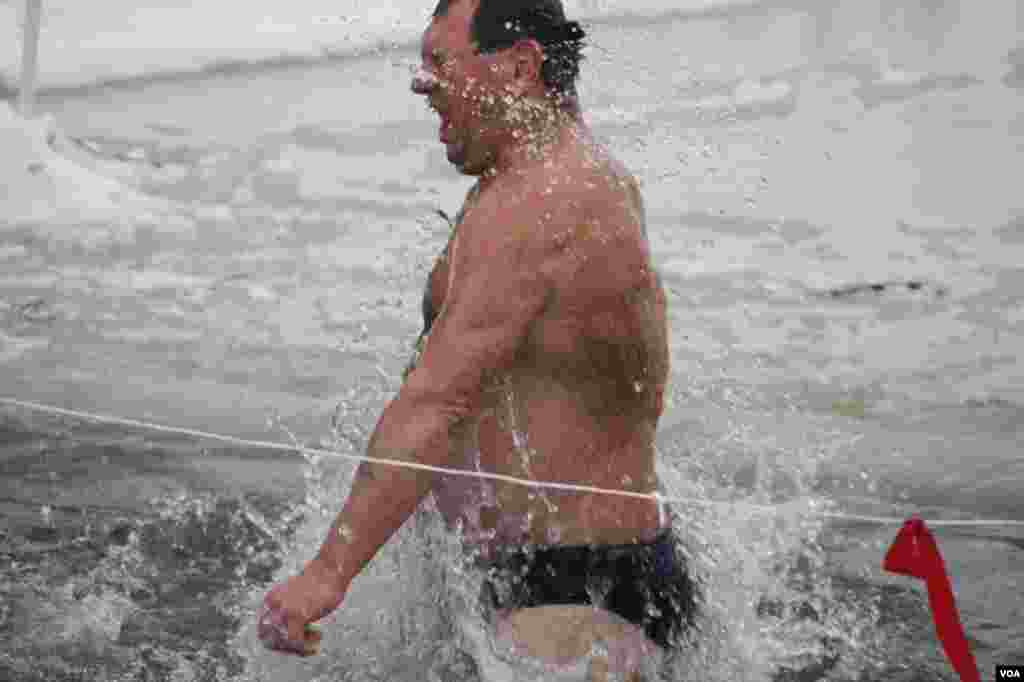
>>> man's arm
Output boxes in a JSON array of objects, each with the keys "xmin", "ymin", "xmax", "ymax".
[{"xmin": 313, "ymin": 198, "xmax": 553, "ymax": 591}]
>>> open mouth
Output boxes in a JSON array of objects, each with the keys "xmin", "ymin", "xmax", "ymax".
[{"xmin": 439, "ymin": 115, "xmax": 454, "ymax": 143}]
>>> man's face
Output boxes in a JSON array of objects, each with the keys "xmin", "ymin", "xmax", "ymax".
[{"xmin": 411, "ymin": 1, "xmax": 514, "ymax": 175}]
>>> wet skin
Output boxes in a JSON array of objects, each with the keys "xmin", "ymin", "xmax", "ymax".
[
  {"xmin": 404, "ymin": 1, "xmax": 671, "ymax": 559},
  {"xmin": 417, "ymin": 140, "xmax": 671, "ymax": 556}
]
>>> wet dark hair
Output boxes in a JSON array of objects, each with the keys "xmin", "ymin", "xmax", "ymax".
[{"xmin": 433, "ymin": 0, "xmax": 587, "ymax": 97}]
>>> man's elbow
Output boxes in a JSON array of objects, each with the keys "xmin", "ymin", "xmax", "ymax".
[{"xmin": 399, "ymin": 368, "xmax": 477, "ymax": 427}]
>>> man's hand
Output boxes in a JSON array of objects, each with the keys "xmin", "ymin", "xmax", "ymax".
[{"xmin": 258, "ymin": 558, "xmax": 347, "ymax": 656}]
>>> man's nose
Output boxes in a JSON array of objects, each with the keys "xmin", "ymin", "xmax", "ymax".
[{"xmin": 411, "ymin": 67, "xmax": 438, "ymax": 95}]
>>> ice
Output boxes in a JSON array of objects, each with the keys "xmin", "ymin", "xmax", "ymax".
[
  {"xmin": 0, "ymin": 101, "xmax": 179, "ymax": 237},
  {"xmin": 0, "ymin": 0, "xmax": 760, "ymax": 96}
]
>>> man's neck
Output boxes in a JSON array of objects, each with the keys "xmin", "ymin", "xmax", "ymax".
[{"xmin": 486, "ymin": 108, "xmax": 586, "ymax": 184}]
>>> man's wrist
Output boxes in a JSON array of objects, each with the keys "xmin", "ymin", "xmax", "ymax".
[{"xmin": 309, "ymin": 552, "xmax": 352, "ymax": 593}]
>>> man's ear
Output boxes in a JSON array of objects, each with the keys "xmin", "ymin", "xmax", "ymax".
[{"xmin": 510, "ymin": 39, "xmax": 545, "ymax": 91}]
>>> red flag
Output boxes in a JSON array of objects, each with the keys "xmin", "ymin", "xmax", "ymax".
[{"xmin": 883, "ymin": 517, "xmax": 979, "ymax": 682}]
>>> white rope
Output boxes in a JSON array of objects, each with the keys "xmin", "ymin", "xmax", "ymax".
[
  {"xmin": 819, "ymin": 512, "xmax": 1024, "ymax": 527},
  {"xmin": 3, "ymin": 396, "xmax": 1023, "ymax": 529}
]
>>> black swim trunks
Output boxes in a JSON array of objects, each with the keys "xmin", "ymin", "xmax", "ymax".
[{"xmin": 480, "ymin": 529, "xmax": 699, "ymax": 649}]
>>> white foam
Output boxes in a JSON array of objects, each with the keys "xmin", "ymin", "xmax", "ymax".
[
  {"xmin": 0, "ymin": 101, "xmax": 177, "ymax": 235},
  {"xmin": 100, "ymin": 268, "xmax": 210, "ymax": 294},
  {"xmin": 0, "ymin": 244, "xmax": 26, "ymax": 260},
  {"xmin": 0, "ymin": 330, "xmax": 48, "ymax": 363}
]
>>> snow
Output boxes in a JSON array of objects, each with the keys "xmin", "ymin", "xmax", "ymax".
[
  {"xmin": 0, "ymin": 0, "xmax": 756, "ymax": 93},
  {"xmin": 0, "ymin": 100, "xmax": 174, "ymax": 234}
]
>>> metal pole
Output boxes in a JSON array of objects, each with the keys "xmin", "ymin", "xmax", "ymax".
[{"xmin": 19, "ymin": 0, "xmax": 43, "ymax": 118}]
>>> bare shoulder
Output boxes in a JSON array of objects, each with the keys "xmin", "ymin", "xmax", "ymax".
[
  {"xmin": 454, "ymin": 169, "xmax": 575, "ymax": 273},
  {"xmin": 450, "ymin": 143, "xmax": 650, "ymax": 298},
  {"xmin": 532, "ymin": 147, "xmax": 651, "ymax": 292}
]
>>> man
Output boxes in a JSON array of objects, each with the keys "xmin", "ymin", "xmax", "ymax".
[{"xmin": 260, "ymin": 1, "xmax": 698, "ymax": 679}]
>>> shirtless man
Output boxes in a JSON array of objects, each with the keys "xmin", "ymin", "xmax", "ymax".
[{"xmin": 260, "ymin": 1, "xmax": 698, "ymax": 678}]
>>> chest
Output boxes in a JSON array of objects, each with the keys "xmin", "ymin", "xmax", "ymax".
[
  {"xmin": 422, "ymin": 238, "xmax": 581, "ymax": 360},
  {"xmin": 421, "ymin": 220, "xmax": 655, "ymax": 361}
]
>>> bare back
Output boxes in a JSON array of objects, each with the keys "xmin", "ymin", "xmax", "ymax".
[{"xmin": 421, "ymin": 139, "xmax": 670, "ymax": 556}]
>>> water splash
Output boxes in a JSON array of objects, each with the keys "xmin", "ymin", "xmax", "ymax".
[
  {"xmin": 1, "ymin": 488, "xmax": 292, "ymax": 682},
  {"xmin": 644, "ymin": 401, "xmax": 886, "ymax": 682}
]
